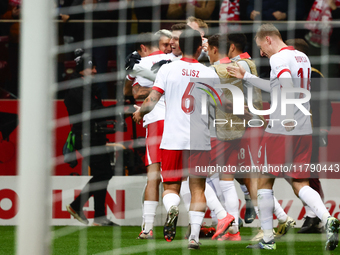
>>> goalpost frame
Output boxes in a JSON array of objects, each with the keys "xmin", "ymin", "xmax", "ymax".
[{"xmin": 17, "ymin": 0, "xmax": 56, "ymax": 254}]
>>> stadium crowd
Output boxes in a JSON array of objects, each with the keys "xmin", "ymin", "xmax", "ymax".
[
  {"xmin": 0, "ymin": 0, "xmax": 340, "ymax": 99},
  {"xmin": 0, "ymin": 0, "xmax": 339, "ymax": 252}
]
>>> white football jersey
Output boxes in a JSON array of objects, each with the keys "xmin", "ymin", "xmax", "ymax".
[
  {"xmin": 133, "ymin": 51, "xmax": 174, "ymax": 127},
  {"xmin": 153, "ymin": 57, "xmax": 221, "ymax": 150},
  {"xmin": 267, "ymin": 46, "xmax": 312, "ymax": 135}
]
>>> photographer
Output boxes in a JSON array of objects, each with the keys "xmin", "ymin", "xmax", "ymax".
[{"xmin": 64, "ymin": 49, "xmax": 116, "ymax": 226}]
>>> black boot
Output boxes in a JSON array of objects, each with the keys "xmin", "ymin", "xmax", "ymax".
[{"xmin": 298, "ymin": 216, "xmax": 323, "ymax": 233}]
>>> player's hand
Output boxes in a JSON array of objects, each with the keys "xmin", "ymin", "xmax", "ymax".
[
  {"xmin": 226, "ymin": 61, "xmax": 246, "ymax": 79},
  {"xmin": 125, "ymin": 52, "xmax": 141, "ymax": 70},
  {"xmin": 151, "ymin": 60, "xmax": 172, "ymax": 73},
  {"xmin": 132, "ymin": 105, "xmax": 142, "ymax": 124},
  {"xmin": 283, "ymin": 121, "xmax": 295, "ymax": 132}
]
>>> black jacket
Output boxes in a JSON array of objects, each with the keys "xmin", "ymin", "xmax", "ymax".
[{"xmin": 64, "ymin": 74, "xmax": 107, "ymax": 147}]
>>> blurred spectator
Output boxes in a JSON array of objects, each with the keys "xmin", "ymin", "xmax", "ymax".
[
  {"xmin": 132, "ymin": 0, "xmax": 166, "ymax": 33},
  {"xmin": 0, "ymin": 0, "xmax": 8, "ymax": 18},
  {"xmin": 0, "ymin": 0, "xmax": 21, "ymax": 98},
  {"xmin": 247, "ymin": 0, "xmax": 288, "ymax": 21},
  {"xmin": 167, "ymin": 0, "xmax": 216, "ymax": 20},
  {"xmin": 305, "ymin": 0, "xmax": 340, "ymax": 47},
  {"xmin": 219, "ymin": 0, "xmax": 242, "ymax": 34},
  {"xmin": 61, "ymin": 0, "xmax": 115, "ymax": 99}
]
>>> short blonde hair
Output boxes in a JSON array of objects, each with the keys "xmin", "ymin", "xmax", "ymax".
[
  {"xmin": 255, "ymin": 23, "xmax": 282, "ymax": 40},
  {"xmin": 186, "ymin": 16, "xmax": 209, "ymax": 36}
]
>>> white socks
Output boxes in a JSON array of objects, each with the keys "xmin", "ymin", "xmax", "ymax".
[
  {"xmin": 304, "ymin": 205, "xmax": 317, "ymax": 218},
  {"xmin": 181, "ymin": 179, "xmax": 227, "ymax": 220},
  {"xmin": 219, "ymin": 180, "xmax": 239, "ymax": 233},
  {"xmin": 180, "ymin": 180, "xmax": 191, "ymax": 212},
  {"xmin": 258, "ymin": 189, "xmax": 274, "ymax": 242},
  {"xmin": 273, "ymin": 196, "xmax": 288, "ymax": 224},
  {"xmin": 205, "ymin": 182, "xmax": 227, "ymax": 220},
  {"xmin": 143, "ymin": 201, "xmax": 158, "ymax": 232},
  {"xmin": 189, "ymin": 211, "xmax": 205, "ymax": 242},
  {"xmin": 240, "ymin": 184, "xmax": 250, "ymax": 199},
  {"xmin": 298, "ymin": 186, "xmax": 330, "ymax": 226},
  {"xmin": 254, "ymin": 205, "xmax": 259, "ymax": 216},
  {"xmin": 163, "ymin": 193, "xmax": 180, "ymax": 212}
]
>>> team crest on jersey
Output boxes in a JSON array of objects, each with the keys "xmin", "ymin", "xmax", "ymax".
[{"xmin": 275, "ymin": 64, "xmax": 288, "ymax": 70}]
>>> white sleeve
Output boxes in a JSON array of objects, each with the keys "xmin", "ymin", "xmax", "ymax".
[
  {"xmin": 131, "ymin": 64, "xmax": 157, "ymax": 82},
  {"xmin": 126, "ymin": 74, "xmax": 135, "ymax": 81},
  {"xmin": 243, "ymin": 71, "xmax": 271, "ymax": 92}
]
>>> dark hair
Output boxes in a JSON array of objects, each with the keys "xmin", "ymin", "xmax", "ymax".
[
  {"xmin": 227, "ymin": 33, "xmax": 247, "ymax": 53},
  {"xmin": 285, "ymin": 38, "xmax": 309, "ymax": 55},
  {"xmin": 208, "ymin": 34, "xmax": 227, "ymax": 55},
  {"xmin": 134, "ymin": 32, "xmax": 158, "ymax": 51},
  {"xmin": 171, "ymin": 23, "xmax": 187, "ymax": 31},
  {"xmin": 179, "ymin": 28, "xmax": 202, "ymax": 56}
]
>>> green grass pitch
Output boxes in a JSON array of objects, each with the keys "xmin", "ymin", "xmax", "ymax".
[{"xmin": 0, "ymin": 226, "xmax": 339, "ymax": 255}]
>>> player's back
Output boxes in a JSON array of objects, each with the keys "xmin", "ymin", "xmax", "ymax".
[
  {"xmin": 153, "ymin": 58, "xmax": 220, "ymax": 150},
  {"xmin": 268, "ymin": 47, "xmax": 312, "ymax": 135}
]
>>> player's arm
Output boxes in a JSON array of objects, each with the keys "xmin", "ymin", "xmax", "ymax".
[
  {"xmin": 133, "ymin": 89, "xmax": 162, "ymax": 123},
  {"xmin": 132, "ymin": 64, "xmax": 157, "ymax": 82},
  {"xmin": 226, "ymin": 62, "xmax": 271, "ymax": 92},
  {"xmin": 132, "ymin": 83, "xmax": 152, "ymax": 100},
  {"xmin": 124, "ymin": 78, "xmax": 133, "ymax": 96}
]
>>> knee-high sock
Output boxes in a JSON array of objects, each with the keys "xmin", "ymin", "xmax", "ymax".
[
  {"xmin": 205, "ymin": 181, "xmax": 227, "ymax": 220},
  {"xmin": 304, "ymin": 205, "xmax": 317, "ymax": 218},
  {"xmin": 163, "ymin": 193, "xmax": 180, "ymax": 212},
  {"xmin": 189, "ymin": 211, "xmax": 205, "ymax": 243},
  {"xmin": 298, "ymin": 186, "xmax": 330, "ymax": 226},
  {"xmin": 240, "ymin": 184, "xmax": 250, "ymax": 199},
  {"xmin": 180, "ymin": 180, "xmax": 191, "ymax": 212},
  {"xmin": 143, "ymin": 201, "xmax": 158, "ymax": 232},
  {"xmin": 273, "ymin": 196, "xmax": 288, "ymax": 223},
  {"xmin": 258, "ymin": 189, "xmax": 274, "ymax": 242},
  {"xmin": 219, "ymin": 180, "xmax": 239, "ymax": 233}
]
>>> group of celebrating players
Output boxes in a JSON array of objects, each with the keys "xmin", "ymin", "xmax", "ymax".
[{"xmin": 124, "ymin": 18, "xmax": 340, "ymax": 250}]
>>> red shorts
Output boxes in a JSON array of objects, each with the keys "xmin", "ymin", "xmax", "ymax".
[
  {"xmin": 145, "ymin": 120, "xmax": 164, "ymax": 166},
  {"xmin": 258, "ymin": 132, "xmax": 312, "ymax": 178},
  {"xmin": 210, "ymin": 138, "xmax": 240, "ymax": 173},
  {"xmin": 161, "ymin": 150, "xmax": 210, "ymax": 182},
  {"xmin": 238, "ymin": 127, "xmax": 264, "ymax": 167}
]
